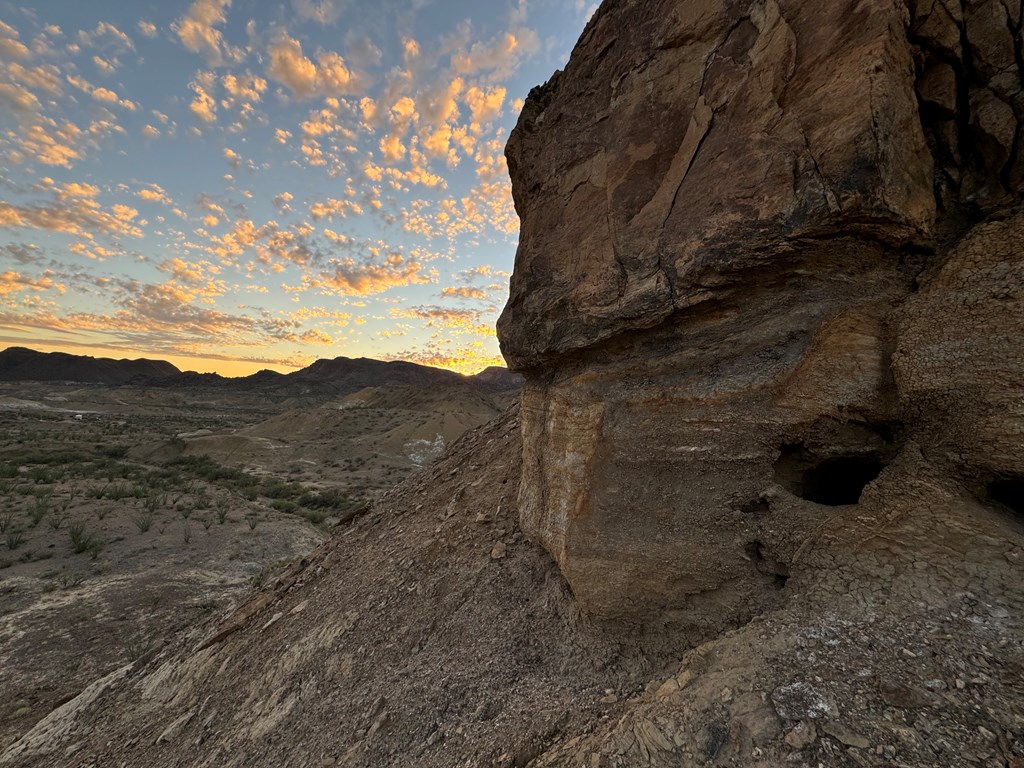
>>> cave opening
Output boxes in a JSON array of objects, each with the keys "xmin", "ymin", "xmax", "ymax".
[
  {"xmin": 987, "ymin": 476, "xmax": 1024, "ymax": 516},
  {"xmin": 774, "ymin": 443, "xmax": 886, "ymax": 506}
]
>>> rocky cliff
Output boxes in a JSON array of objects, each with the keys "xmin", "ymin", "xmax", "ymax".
[
  {"xmin": 3, "ymin": 1, "xmax": 1024, "ymax": 766},
  {"xmin": 498, "ymin": 0, "xmax": 1024, "ymax": 626}
]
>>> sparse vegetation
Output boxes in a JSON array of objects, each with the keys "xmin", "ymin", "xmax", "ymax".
[
  {"xmin": 6, "ymin": 530, "xmax": 25, "ymax": 550},
  {"xmin": 68, "ymin": 522, "xmax": 102, "ymax": 556},
  {"xmin": 29, "ymin": 496, "xmax": 49, "ymax": 526},
  {"xmin": 58, "ymin": 572, "xmax": 85, "ymax": 589},
  {"xmin": 133, "ymin": 511, "xmax": 154, "ymax": 533},
  {"xmin": 122, "ymin": 631, "xmax": 158, "ymax": 662}
]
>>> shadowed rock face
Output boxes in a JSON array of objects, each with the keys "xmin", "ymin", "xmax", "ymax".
[{"xmin": 498, "ymin": 0, "xmax": 1024, "ymax": 623}]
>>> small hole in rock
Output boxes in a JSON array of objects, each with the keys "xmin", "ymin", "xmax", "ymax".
[
  {"xmin": 741, "ymin": 497, "xmax": 770, "ymax": 517},
  {"xmin": 987, "ymin": 476, "xmax": 1024, "ymax": 516},
  {"xmin": 774, "ymin": 444, "xmax": 885, "ymax": 506}
]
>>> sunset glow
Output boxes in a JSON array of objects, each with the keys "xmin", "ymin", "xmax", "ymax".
[{"xmin": 0, "ymin": 0, "xmax": 597, "ymax": 375}]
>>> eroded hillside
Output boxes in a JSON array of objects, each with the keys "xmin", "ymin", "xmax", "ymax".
[{"xmin": 4, "ymin": 0, "xmax": 1024, "ymax": 765}]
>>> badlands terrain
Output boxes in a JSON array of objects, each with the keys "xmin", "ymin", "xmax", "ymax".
[
  {"xmin": 4, "ymin": 0, "xmax": 1024, "ymax": 765},
  {"xmin": 0, "ymin": 353, "xmax": 518, "ymax": 749}
]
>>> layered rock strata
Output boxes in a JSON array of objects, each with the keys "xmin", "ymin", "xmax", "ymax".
[{"xmin": 498, "ymin": 0, "xmax": 1024, "ymax": 623}]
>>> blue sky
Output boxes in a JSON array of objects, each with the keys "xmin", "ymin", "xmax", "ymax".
[{"xmin": 0, "ymin": 0, "xmax": 596, "ymax": 375}]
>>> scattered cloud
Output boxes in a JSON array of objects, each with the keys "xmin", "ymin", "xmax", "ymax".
[
  {"xmin": 173, "ymin": 0, "xmax": 238, "ymax": 65},
  {"xmin": 266, "ymin": 32, "xmax": 360, "ymax": 99},
  {"xmin": 291, "ymin": 0, "xmax": 346, "ymax": 26}
]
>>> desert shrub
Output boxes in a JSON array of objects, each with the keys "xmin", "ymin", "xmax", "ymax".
[
  {"xmin": 133, "ymin": 511, "xmax": 154, "ymax": 533},
  {"xmin": 270, "ymin": 499, "xmax": 298, "ymax": 513},
  {"xmin": 6, "ymin": 531, "xmax": 24, "ymax": 550},
  {"xmin": 28, "ymin": 496, "xmax": 49, "ymax": 526},
  {"xmin": 58, "ymin": 572, "xmax": 84, "ymax": 589},
  {"xmin": 245, "ymin": 513, "xmax": 258, "ymax": 530},
  {"xmin": 48, "ymin": 512, "xmax": 67, "ymax": 530},
  {"xmin": 122, "ymin": 631, "xmax": 157, "ymax": 662},
  {"xmin": 68, "ymin": 522, "xmax": 101, "ymax": 554},
  {"xmin": 28, "ymin": 466, "xmax": 56, "ymax": 484}
]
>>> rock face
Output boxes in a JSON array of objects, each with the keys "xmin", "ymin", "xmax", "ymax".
[{"xmin": 498, "ymin": 0, "xmax": 1024, "ymax": 623}]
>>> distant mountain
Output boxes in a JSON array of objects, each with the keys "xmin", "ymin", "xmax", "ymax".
[
  {"xmin": 0, "ymin": 347, "xmax": 180, "ymax": 385},
  {"xmin": 284, "ymin": 356, "xmax": 465, "ymax": 394},
  {"xmin": 469, "ymin": 366, "xmax": 523, "ymax": 392},
  {"xmin": 0, "ymin": 347, "xmax": 520, "ymax": 397}
]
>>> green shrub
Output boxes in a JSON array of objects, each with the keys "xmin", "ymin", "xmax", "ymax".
[{"xmin": 68, "ymin": 522, "xmax": 101, "ymax": 554}]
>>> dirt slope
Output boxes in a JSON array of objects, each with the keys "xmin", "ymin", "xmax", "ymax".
[{"xmin": 2, "ymin": 408, "xmax": 1022, "ymax": 767}]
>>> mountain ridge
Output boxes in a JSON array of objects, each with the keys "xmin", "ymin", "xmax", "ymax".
[{"xmin": 0, "ymin": 347, "xmax": 521, "ymax": 394}]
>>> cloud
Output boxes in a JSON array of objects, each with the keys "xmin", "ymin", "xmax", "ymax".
[
  {"xmin": 0, "ymin": 21, "xmax": 32, "ymax": 60},
  {"xmin": 391, "ymin": 340, "xmax": 502, "ymax": 375},
  {"xmin": 403, "ymin": 179, "xmax": 518, "ymax": 240},
  {"xmin": 391, "ymin": 305, "xmax": 490, "ymax": 335},
  {"xmin": 138, "ymin": 21, "xmax": 158, "ymax": 38},
  {"xmin": 0, "ymin": 243, "xmax": 44, "ymax": 265},
  {"xmin": 9, "ymin": 122, "xmax": 83, "ymax": 167},
  {"xmin": 0, "ymin": 82, "xmax": 40, "ymax": 117},
  {"xmin": 66, "ymin": 74, "xmax": 137, "ymax": 110},
  {"xmin": 344, "ymin": 32, "xmax": 381, "ymax": 67},
  {"xmin": 451, "ymin": 30, "xmax": 538, "ymax": 78},
  {"xmin": 441, "ymin": 286, "xmax": 488, "ymax": 300},
  {"xmin": 173, "ymin": 0, "xmax": 237, "ymax": 65},
  {"xmin": 137, "ymin": 184, "xmax": 172, "ymax": 205},
  {"xmin": 266, "ymin": 33, "xmax": 360, "ymax": 99},
  {"xmin": 464, "ymin": 85, "xmax": 505, "ymax": 131},
  {"xmin": 309, "ymin": 197, "xmax": 363, "ymax": 220},
  {"xmin": 5, "ymin": 62, "xmax": 63, "ymax": 95},
  {"xmin": 292, "ymin": 0, "xmax": 346, "ymax": 26},
  {"xmin": 308, "ymin": 249, "xmax": 431, "ymax": 296},
  {"xmin": 221, "ymin": 71, "xmax": 266, "ymax": 102},
  {"xmin": 0, "ymin": 270, "xmax": 64, "ymax": 296},
  {"xmin": 189, "ymin": 79, "xmax": 217, "ymax": 123},
  {"xmin": 76, "ymin": 22, "xmax": 134, "ymax": 51},
  {"xmin": 0, "ymin": 190, "xmax": 144, "ymax": 240}
]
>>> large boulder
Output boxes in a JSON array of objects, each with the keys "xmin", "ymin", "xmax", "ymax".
[{"xmin": 498, "ymin": 0, "xmax": 1024, "ymax": 624}]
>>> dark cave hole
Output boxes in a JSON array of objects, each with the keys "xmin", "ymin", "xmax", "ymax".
[
  {"xmin": 740, "ymin": 497, "xmax": 770, "ymax": 517},
  {"xmin": 987, "ymin": 476, "xmax": 1024, "ymax": 516},
  {"xmin": 774, "ymin": 443, "xmax": 886, "ymax": 506}
]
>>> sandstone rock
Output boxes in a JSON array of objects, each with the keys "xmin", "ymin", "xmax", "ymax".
[
  {"xmin": 822, "ymin": 721, "xmax": 870, "ymax": 749},
  {"xmin": 784, "ymin": 720, "xmax": 816, "ymax": 750},
  {"xmin": 498, "ymin": 0, "xmax": 1024, "ymax": 624}
]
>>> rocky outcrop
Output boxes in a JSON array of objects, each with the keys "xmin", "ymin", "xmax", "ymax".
[{"xmin": 498, "ymin": 0, "xmax": 1024, "ymax": 624}]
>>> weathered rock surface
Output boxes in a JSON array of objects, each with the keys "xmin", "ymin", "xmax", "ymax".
[
  {"xmin": 498, "ymin": 0, "xmax": 1024, "ymax": 624},
  {"xmin": 4, "ymin": 1, "xmax": 1024, "ymax": 766}
]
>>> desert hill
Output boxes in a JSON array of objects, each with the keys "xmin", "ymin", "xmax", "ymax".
[
  {"xmin": 0, "ymin": 347, "xmax": 520, "ymax": 400},
  {"xmin": 0, "ymin": 347, "xmax": 179, "ymax": 386},
  {"xmin": 4, "ymin": 0, "xmax": 1024, "ymax": 765}
]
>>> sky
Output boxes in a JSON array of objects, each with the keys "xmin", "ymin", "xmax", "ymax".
[{"xmin": 0, "ymin": 0, "xmax": 596, "ymax": 376}]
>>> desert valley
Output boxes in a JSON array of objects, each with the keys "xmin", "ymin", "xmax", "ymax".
[{"xmin": 0, "ymin": 347, "xmax": 519, "ymax": 749}]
